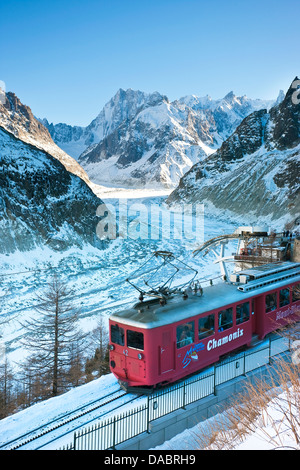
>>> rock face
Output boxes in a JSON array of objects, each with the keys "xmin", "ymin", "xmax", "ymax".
[
  {"xmin": 0, "ymin": 92, "xmax": 92, "ymax": 186},
  {"xmin": 42, "ymin": 89, "xmax": 167, "ymax": 159},
  {"xmin": 43, "ymin": 88, "xmax": 276, "ymax": 189},
  {"xmin": 78, "ymin": 99, "xmax": 208, "ymax": 188},
  {"xmin": 167, "ymin": 78, "xmax": 300, "ymax": 222},
  {"xmin": 0, "ymin": 127, "xmax": 105, "ymax": 254}
]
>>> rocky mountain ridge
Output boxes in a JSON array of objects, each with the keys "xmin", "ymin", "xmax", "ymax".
[
  {"xmin": 167, "ymin": 78, "xmax": 300, "ymax": 222},
  {"xmin": 41, "ymin": 89, "xmax": 167, "ymax": 159},
  {"xmin": 43, "ymin": 88, "xmax": 278, "ymax": 188},
  {"xmin": 0, "ymin": 92, "xmax": 92, "ymax": 186},
  {"xmin": 0, "ymin": 126, "xmax": 106, "ymax": 254}
]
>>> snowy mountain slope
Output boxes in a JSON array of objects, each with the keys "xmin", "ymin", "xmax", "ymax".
[
  {"xmin": 43, "ymin": 88, "xmax": 278, "ymax": 189},
  {"xmin": 0, "ymin": 127, "xmax": 105, "ymax": 254},
  {"xmin": 174, "ymin": 90, "xmax": 277, "ymax": 146},
  {"xmin": 0, "ymin": 92, "xmax": 92, "ymax": 186},
  {"xmin": 167, "ymin": 78, "xmax": 300, "ymax": 222},
  {"xmin": 78, "ymin": 99, "xmax": 212, "ymax": 188},
  {"xmin": 41, "ymin": 89, "xmax": 166, "ymax": 159}
]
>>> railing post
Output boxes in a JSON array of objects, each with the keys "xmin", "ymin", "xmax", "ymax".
[
  {"xmin": 214, "ymin": 365, "xmax": 217, "ymax": 395},
  {"xmin": 147, "ymin": 395, "xmax": 151, "ymax": 434},
  {"xmin": 112, "ymin": 415, "xmax": 116, "ymax": 450},
  {"xmin": 182, "ymin": 382, "xmax": 186, "ymax": 410},
  {"xmin": 73, "ymin": 430, "xmax": 77, "ymax": 451}
]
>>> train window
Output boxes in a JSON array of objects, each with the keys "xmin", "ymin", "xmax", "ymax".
[
  {"xmin": 177, "ymin": 322, "xmax": 194, "ymax": 349},
  {"xmin": 127, "ymin": 330, "xmax": 144, "ymax": 350},
  {"xmin": 236, "ymin": 302, "xmax": 250, "ymax": 325},
  {"xmin": 198, "ymin": 314, "xmax": 215, "ymax": 339},
  {"xmin": 218, "ymin": 308, "xmax": 233, "ymax": 331},
  {"xmin": 265, "ymin": 292, "xmax": 277, "ymax": 312},
  {"xmin": 279, "ymin": 288, "xmax": 290, "ymax": 307},
  {"xmin": 292, "ymin": 284, "xmax": 300, "ymax": 302},
  {"xmin": 111, "ymin": 324, "xmax": 125, "ymax": 346}
]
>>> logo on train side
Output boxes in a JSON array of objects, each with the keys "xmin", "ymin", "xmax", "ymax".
[
  {"xmin": 181, "ymin": 328, "xmax": 245, "ymax": 368},
  {"xmin": 207, "ymin": 328, "xmax": 244, "ymax": 351},
  {"xmin": 182, "ymin": 342, "xmax": 205, "ymax": 368},
  {"xmin": 275, "ymin": 303, "xmax": 297, "ymax": 321}
]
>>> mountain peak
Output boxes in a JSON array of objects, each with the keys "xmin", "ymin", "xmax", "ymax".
[
  {"xmin": 223, "ymin": 91, "xmax": 235, "ymax": 101},
  {"xmin": 0, "ymin": 91, "xmax": 52, "ymax": 142},
  {"xmin": 167, "ymin": 77, "xmax": 300, "ymax": 221},
  {"xmin": 278, "ymin": 77, "xmax": 300, "ymax": 104},
  {"xmin": 113, "ymin": 87, "xmax": 165, "ymax": 101},
  {"xmin": 0, "ymin": 90, "xmax": 92, "ymax": 186},
  {"xmin": 42, "ymin": 84, "xmax": 280, "ymax": 189},
  {"xmin": 268, "ymin": 77, "xmax": 300, "ymax": 150},
  {"xmin": 274, "ymin": 89, "xmax": 285, "ymax": 106}
]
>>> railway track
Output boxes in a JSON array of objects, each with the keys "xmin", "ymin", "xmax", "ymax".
[
  {"xmin": 0, "ymin": 386, "xmax": 143, "ymax": 450},
  {"xmin": 0, "ymin": 332, "xmax": 289, "ymax": 450}
]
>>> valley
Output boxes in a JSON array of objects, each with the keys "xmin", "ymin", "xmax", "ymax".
[{"xmin": 0, "ymin": 187, "xmax": 239, "ymax": 366}]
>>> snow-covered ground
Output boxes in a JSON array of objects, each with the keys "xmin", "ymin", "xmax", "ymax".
[
  {"xmin": 0, "ymin": 187, "xmax": 239, "ymax": 367},
  {"xmin": 0, "ymin": 363, "xmax": 298, "ymax": 450},
  {"xmin": 0, "ymin": 185, "xmax": 290, "ymax": 450},
  {"xmin": 0, "ymin": 373, "xmax": 121, "ymax": 449},
  {"xmin": 90, "ymin": 183, "xmax": 171, "ymax": 199},
  {"xmin": 152, "ymin": 385, "xmax": 300, "ymax": 450}
]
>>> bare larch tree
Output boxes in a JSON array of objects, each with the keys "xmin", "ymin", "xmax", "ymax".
[{"xmin": 20, "ymin": 275, "xmax": 86, "ymax": 398}]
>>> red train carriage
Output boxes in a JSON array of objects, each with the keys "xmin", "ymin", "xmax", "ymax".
[{"xmin": 109, "ymin": 261, "xmax": 300, "ymax": 391}]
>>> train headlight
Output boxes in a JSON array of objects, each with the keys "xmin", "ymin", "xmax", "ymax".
[
  {"xmin": 138, "ymin": 353, "xmax": 143, "ymax": 360},
  {"xmin": 109, "ymin": 344, "xmax": 115, "ymax": 351}
]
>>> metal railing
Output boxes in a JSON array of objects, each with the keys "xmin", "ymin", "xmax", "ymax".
[
  {"xmin": 72, "ymin": 404, "xmax": 148, "ymax": 451},
  {"xmin": 62, "ymin": 336, "xmax": 290, "ymax": 450}
]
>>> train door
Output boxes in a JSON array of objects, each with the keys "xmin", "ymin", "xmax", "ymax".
[
  {"xmin": 159, "ymin": 329, "xmax": 175, "ymax": 375},
  {"xmin": 251, "ymin": 297, "xmax": 257, "ymax": 333},
  {"xmin": 252, "ymin": 295, "xmax": 265, "ymax": 338}
]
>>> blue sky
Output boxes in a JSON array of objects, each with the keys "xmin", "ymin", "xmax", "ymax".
[{"xmin": 0, "ymin": 0, "xmax": 298, "ymax": 125}]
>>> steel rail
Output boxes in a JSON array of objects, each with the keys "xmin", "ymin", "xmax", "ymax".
[
  {"xmin": 0, "ymin": 387, "xmax": 128, "ymax": 450},
  {"xmin": 34, "ymin": 394, "xmax": 144, "ymax": 450}
]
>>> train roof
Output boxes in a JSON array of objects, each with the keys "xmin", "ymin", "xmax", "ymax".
[
  {"xmin": 109, "ymin": 261, "xmax": 300, "ymax": 330},
  {"xmin": 237, "ymin": 261, "xmax": 300, "ymax": 280}
]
